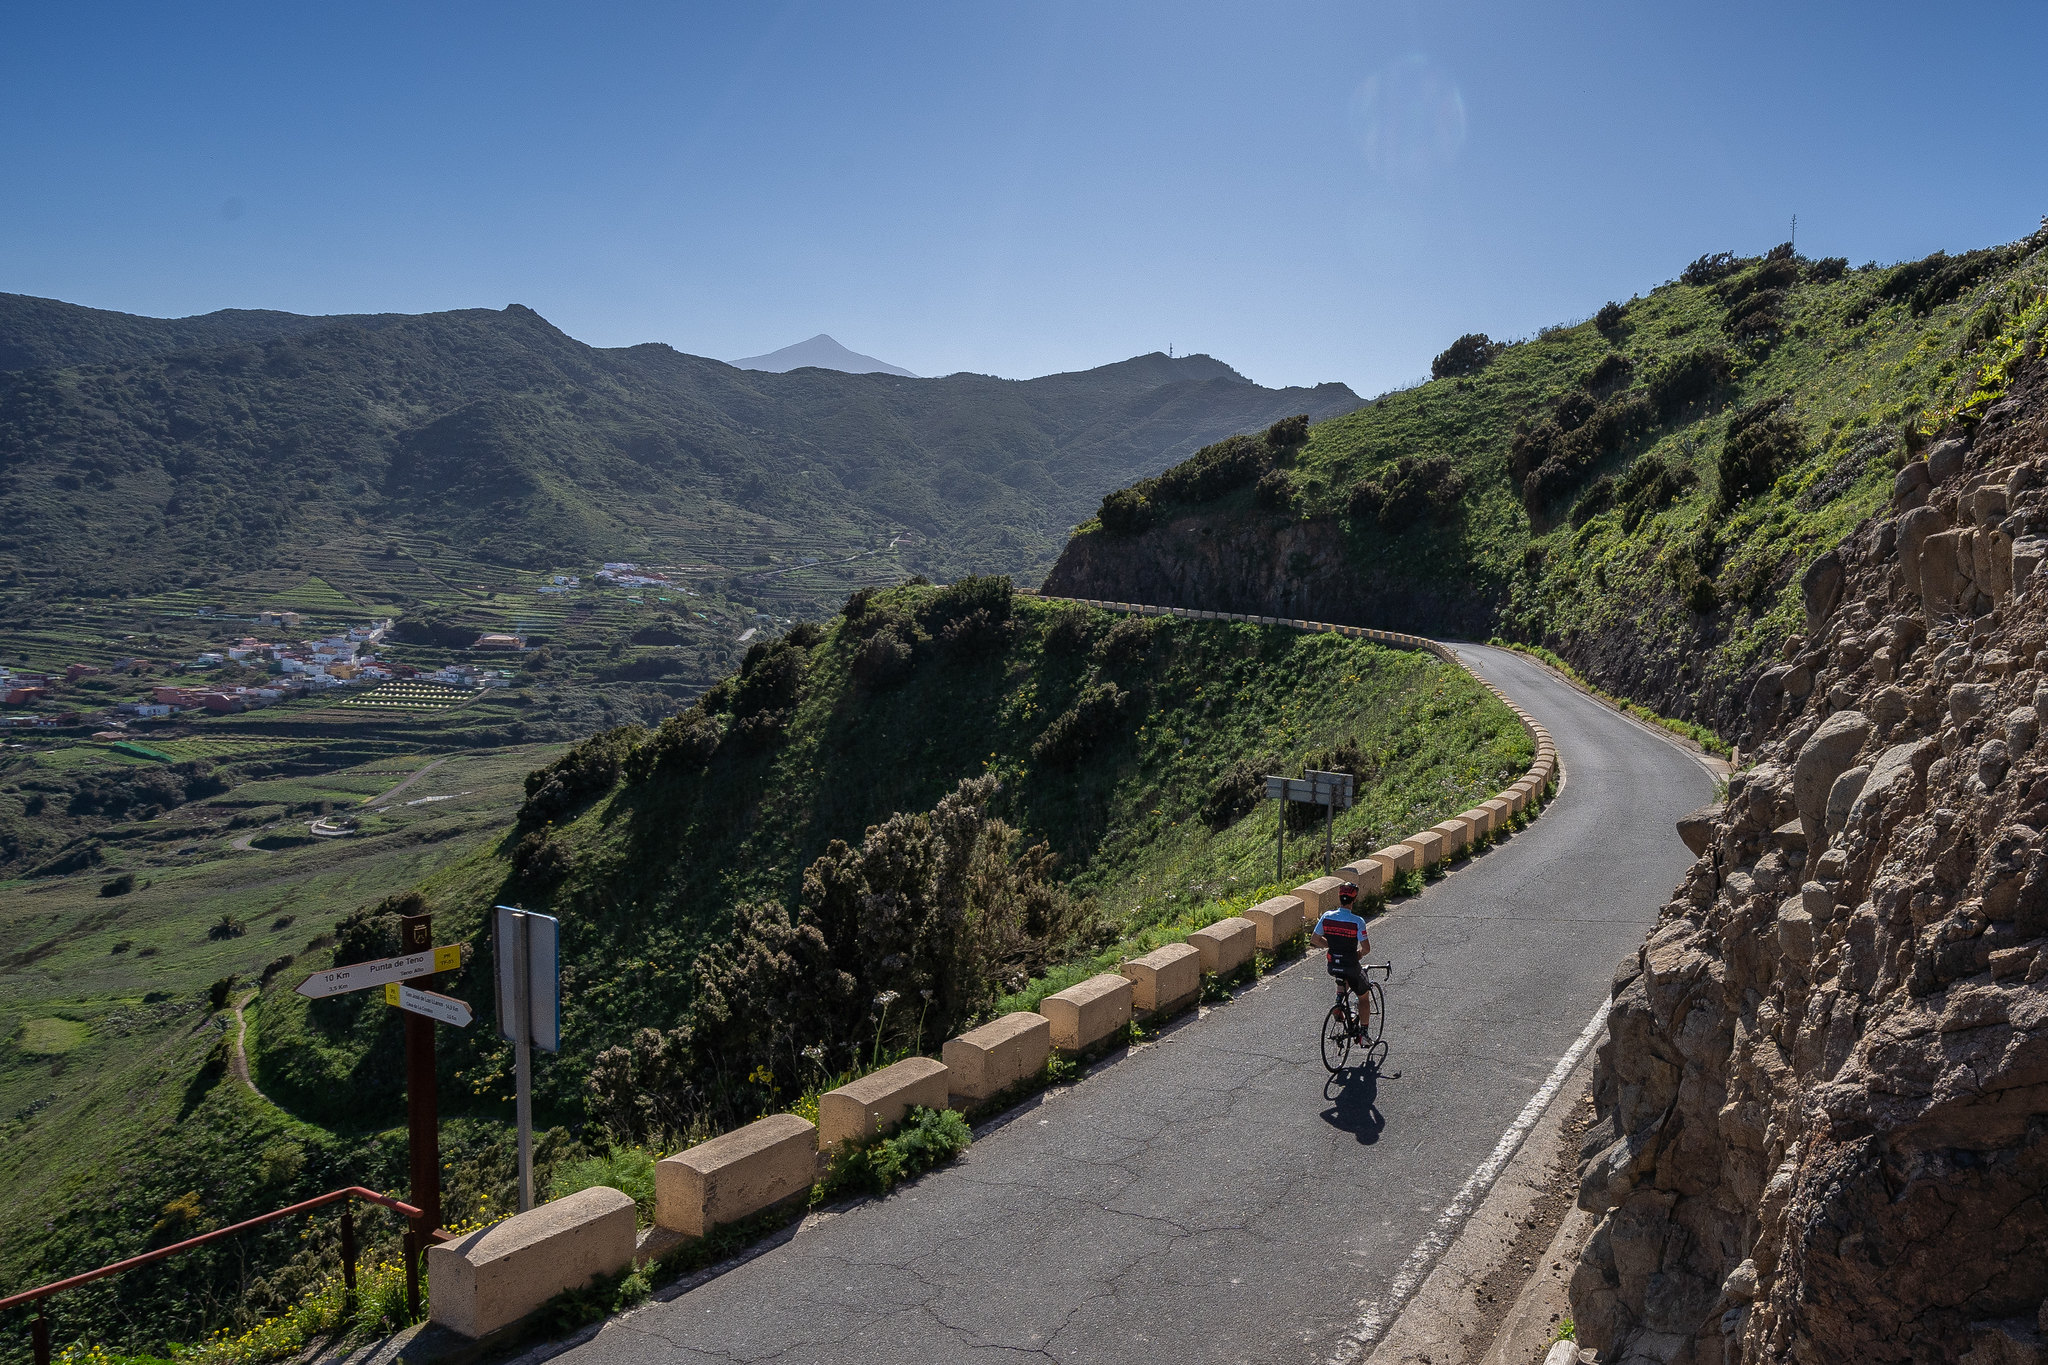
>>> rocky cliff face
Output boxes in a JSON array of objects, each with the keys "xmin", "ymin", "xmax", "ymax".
[
  {"xmin": 1040, "ymin": 511, "xmax": 1501, "ymax": 638},
  {"xmin": 1571, "ymin": 358, "xmax": 2048, "ymax": 1363}
]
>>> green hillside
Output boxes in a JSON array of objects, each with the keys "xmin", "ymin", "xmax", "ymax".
[
  {"xmin": 1049, "ymin": 226, "xmax": 2048, "ymax": 736},
  {"xmin": 0, "ymin": 295, "xmax": 1360, "ymax": 603},
  {"xmin": 0, "ymin": 581, "xmax": 1530, "ymax": 1361}
]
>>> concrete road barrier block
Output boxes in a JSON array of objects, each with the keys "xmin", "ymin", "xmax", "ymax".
[
  {"xmin": 1037, "ymin": 973, "xmax": 1132, "ymax": 1053},
  {"xmin": 1339, "ymin": 859, "xmax": 1388, "ymax": 896},
  {"xmin": 942, "ymin": 1011, "xmax": 1052, "ymax": 1102},
  {"xmin": 1432, "ymin": 818, "xmax": 1472, "ymax": 853},
  {"xmin": 429, "ymin": 1186, "xmax": 637, "ymax": 1339},
  {"xmin": 1293, "ymin": 875, "xmax": 1347, "ymax": 914},
  {"xmin": 1460, "ymin": 806, "xmax": 1495, "ymax": 837},
  {"xmin": 1188, "ymin": 916, "xmax": 1255, "ymax": 975},
  {"xmin": 1371, "ymin": 843, "xmax": 1420, "ymax": 876},
  {"xmin": 817, "ymin": 1056, "xmax": 951, "ymax": 1151},
  {"xmin": 1243, "ymin": 894, "xmax": 1305, "ymax": 949},
  {"xmin": 1403, "ymin": 829, "xmax": 1446, "ymax": 866},
  {"xmin": 1122, "ymin": 942, "xmax": 1201, "ymax": 1014},
  {"xmin": 1482, "ymin": 798, "xmax": 1512, "ymax": 829},
  {"xmin": 656, "ymin": 1113, "xmax": 818, "ymax": 1238}
]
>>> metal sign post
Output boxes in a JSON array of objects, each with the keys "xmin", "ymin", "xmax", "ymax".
[
  {"xmin": 1265, "ymin": 770, "xmax": 1357, "ymax": 877},
  {"xmin": 493, "ymin": 906, "xmax": 560, "ymax": 1212}
]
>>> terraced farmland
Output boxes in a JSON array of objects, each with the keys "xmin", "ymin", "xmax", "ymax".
[{"xmin": 338, "ymin": 682, "xmax": 471, "ymax": 711}]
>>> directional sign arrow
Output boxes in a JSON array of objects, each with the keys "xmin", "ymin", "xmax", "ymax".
[
  {"xmin": 295, "ymin": 944, "xmax": 462, "ymax": 999},
  {"xmin": 384, "ymin": 981, "xmax": 473, "ymax": 1028}
]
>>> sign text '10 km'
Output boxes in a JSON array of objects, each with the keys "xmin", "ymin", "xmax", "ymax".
[{"xmin": 294, "ymin": 945, "xmax": 463, "ymax": 1000}]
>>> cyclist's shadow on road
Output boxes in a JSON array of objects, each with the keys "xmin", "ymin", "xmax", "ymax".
[{"xmin": 1320, "ymin": 1052, "xmax": 1392, "ymax": 1144}]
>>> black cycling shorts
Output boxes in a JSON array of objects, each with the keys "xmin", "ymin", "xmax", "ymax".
[{"xmin": 1326, "ymin": 955, "xmax": 1369, "ymax": 994}]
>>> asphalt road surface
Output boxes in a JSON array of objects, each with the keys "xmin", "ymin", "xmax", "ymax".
[{"xmin": 566, "ymin": 643, "xmax": 1715, "ymax": 1365}]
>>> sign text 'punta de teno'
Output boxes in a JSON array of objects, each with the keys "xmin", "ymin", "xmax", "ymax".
[
  {"xmin": 1266, "ymin": 769, "xmax": 1356, "ymax": 877},
  {"xmin": 294, "ymin": 944, "xmax": 462, "ymax": 999}
]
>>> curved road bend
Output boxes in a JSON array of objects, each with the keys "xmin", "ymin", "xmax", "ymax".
[{"xmin": 564, "ymin": 643, "xmax": 1714, "ymax": 1365}]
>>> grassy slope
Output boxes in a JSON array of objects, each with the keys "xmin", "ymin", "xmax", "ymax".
[
  {"xmin": 253, "ymin": 588, "xmax": 1529, "ymax": 1121},
  {"xmin": 1066, "ymin": 230, "xmax": 2048, "ymax": 733}
]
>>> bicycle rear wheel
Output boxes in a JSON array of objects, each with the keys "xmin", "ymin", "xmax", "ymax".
[
  {"xmin": 1361, "ymin": 981, "xmax": 1385, "ymax": 1047},
  {"xmin": 1322, "ymin": 1002, "xmax": 1354, "ymax": 1073}
]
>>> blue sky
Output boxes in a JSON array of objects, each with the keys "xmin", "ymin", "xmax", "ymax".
[{"xmin": 3, "ymin": 3, "xmax": 2043, "ymax": 394}]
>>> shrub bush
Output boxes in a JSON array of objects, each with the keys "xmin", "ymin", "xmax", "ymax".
[
  {"xmin": 1728, "ymin": 288, "xmax": 1788, "ymax": 340},
  {"xmin": 513, "ymin": 829, "xmax": 574, "ymax": 886},
  {"xmin": 1254, "ymin": 468, "xmax": 1295, "ymax": 511},
  {"xmin": 1646, "ymin": 347, "xmax": 1732, "ymax": 418},
  {"xmin": 1717, "ymin": 397, "xmax": 1803, "ymax": 509},
  {"xmin": 1096, "ymin": 486, "xmax": 1153, "ymax": 535},
  {"xmin": 1584, "ymin": 351, "xmax": 1635, "ymax": 396},
  {"xmin": 519, "ymin": 725, "xmax": 643, "ymax": 828},
  {"xmin": 1571, "ymin": 475, "xmax": 1617, "ymax": 528},
  {"xmin": 1615, "ymin": 453, "xmax": 1698, "ymax": 530},
  {"xmin": 1202, "ymin": 759, "xmax": 1267, "ymax": 830},
  {"xmin": 1430, "ymin": 333, "xmax": 1500, "ymax": 379},
  {"xmin": 1880, "ymin": 247, "xmax": 2008, "ymax": 316},
  {"xmin": 830, "ymin": 1105, "xmax": 972, "ymax": 1195},
  {"xmin": 1806, "ymin": 256, "xmax": 1849, "ymax": 283},
  {"xmin": 623, "ymin": 711, "xmax": 722, "ymax": 781},
  {"xmin": 1594, "ymin": 300, "xmax": 1628, "ymax": 333},
  {"xmin": 98, "ymin": 872, "xmax": 135, "ymax": 897},
  {"xmin": 1032, "ymin": 682, "xmax": 1132, "ymax": 769},
  {"xmin": 1349, "ymin": 454, "xmax": 1468, "ymax": 531},
  {"xmin": 1264, "ymin": 413, "xmax": 1310, "ymax": 449},
  {"xmin": 1681, "ymin": 252, "xmax": 1739, "ymax": 286},
  {"xmin": 332, "ymin": 893, "xmax": 416, "ymax": 965},
  {"xmin": 1091, "ymin": 616, "xmax": 1157, "ymax": 672}
]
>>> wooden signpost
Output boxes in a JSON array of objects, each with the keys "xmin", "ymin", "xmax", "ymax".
[{"xmin": 292, "ymin": 913, "xmax": 469, "ymax": 1284}]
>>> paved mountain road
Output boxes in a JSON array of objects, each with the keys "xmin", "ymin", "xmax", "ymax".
[{"xmin": 565, "ymin": 643, "xmax": 1714, "ymax": 1365}]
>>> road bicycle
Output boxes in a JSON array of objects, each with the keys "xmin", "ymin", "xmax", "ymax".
[{"xmin": 1320, "ymin": 962, "xmax": 1390, "ymax": 1073}]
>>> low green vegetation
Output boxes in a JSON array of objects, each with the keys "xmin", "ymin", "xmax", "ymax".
[{"xmin": 1071, "ymin": 227, "xmax": 2048, "ymax": 733}]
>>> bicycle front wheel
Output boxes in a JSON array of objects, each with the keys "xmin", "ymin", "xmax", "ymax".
[
  {"xmin": 1322, "ymin": 1003, "xmax": 1354, "ymax": 1073},
  {"xmin": 1361, "ymin": 981, "xmax": 1385, "ymax": 1047}
]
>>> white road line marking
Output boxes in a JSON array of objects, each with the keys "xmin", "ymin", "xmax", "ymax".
[{"xmin": 1328, "ymin": 997, "xmax": 1611, "ymax": 1363}]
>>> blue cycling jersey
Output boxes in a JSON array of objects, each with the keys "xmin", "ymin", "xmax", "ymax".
[{"xmin": 1315, "ymin": 906, "xmax": 1369, "ymax": 960}]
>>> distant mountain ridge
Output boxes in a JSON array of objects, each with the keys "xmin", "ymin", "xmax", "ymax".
[
  {"xmin": 732, "ymin": 333, "xmax": 916, "ymax": 377},
  {"xmin": 0, "ymin": 293, "xmax": 1362, "ymax": 596}
]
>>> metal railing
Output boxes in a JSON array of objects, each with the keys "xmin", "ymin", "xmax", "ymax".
[{"xmin": 0, "ymin": 1187, "xmax": 453, "ymax": 1365}]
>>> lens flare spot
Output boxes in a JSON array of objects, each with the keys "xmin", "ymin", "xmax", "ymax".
[{"xmin": 1351, "ymin": 56, "xmax": 1467, "ymax": 180}]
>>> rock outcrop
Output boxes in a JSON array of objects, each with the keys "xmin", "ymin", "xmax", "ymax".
[{"xmin": 1571, "ymin": 359, "xmax": 2048, "ymax": 1363}]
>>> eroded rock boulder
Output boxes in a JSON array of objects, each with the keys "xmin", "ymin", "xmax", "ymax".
[{"xmin": 1572, "ymin": 355, "xmax": 2048, "ymax": 1365}]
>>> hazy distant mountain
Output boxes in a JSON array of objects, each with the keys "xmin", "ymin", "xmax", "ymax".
[{"xmin": 733, "ymin": 333, "xmax": 916, "ymax": 377}]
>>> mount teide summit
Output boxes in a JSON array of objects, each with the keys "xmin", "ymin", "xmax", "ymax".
[{"xmin": 731, "ymin": 332, "xmax": 916, "ymax": 376}]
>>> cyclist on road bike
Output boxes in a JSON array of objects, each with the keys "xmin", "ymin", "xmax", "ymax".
[{"xmin": 1309, "ymin": 882, "xmax": 1373, "ymax": 1038}]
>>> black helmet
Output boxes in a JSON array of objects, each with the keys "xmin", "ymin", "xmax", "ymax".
[{"xmin": 1337, "ymin": 882, "xmax": 1359, "ymax": 903}]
